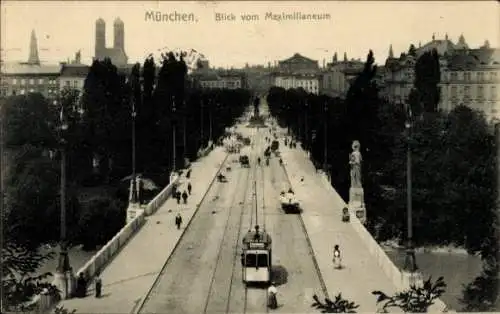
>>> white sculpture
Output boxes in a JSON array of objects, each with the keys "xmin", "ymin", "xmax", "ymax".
[{"xmin": 349, "ymin": 140, "xmax": 362, "ymax": 188}]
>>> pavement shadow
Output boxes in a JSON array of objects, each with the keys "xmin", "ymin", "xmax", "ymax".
[{"xmin": 271, "ymin": 265, "xmax": 288, "ymax": 286}]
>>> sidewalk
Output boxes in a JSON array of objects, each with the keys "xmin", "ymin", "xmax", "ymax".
[
  {"xmin": 58, "ymin": 147, "xmax": 228, "ymax": 313},
  {"xmin": 281, "ymin": 145, "xmax": 397, "ymax": 312}
]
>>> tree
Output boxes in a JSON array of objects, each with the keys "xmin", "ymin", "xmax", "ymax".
[
  {"xmin": 460, "ymin": 256, "xmax": 499, "ymax": 311},
  {"xmin": 372, "ymin": 276, "xmax": 447, "ymax": 313},
  {"xmin": 410, "ymin": 49, "xmax": 441, "ymax": 114},
  {"xmin": 311, "ymin": 293, "xmax": 359, "ymax": 313}
]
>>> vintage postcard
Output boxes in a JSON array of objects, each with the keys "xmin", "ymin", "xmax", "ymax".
[{"xmin": 1, "ymin": 1, "xmax": 498, "ymax": 313}]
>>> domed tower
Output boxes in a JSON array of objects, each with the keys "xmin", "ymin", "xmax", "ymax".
[
  {"xmin": 114, "ymin": 17, "xmax": 124, "ymax": 50},
  {"xmin": 95, "ymin": 18, "xmax": 105, "ymax": 58}
]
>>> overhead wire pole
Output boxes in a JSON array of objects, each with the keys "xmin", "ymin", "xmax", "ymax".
[{"xmin": 403, "ymin": 102, "xmax": 418, "ymax": 279}]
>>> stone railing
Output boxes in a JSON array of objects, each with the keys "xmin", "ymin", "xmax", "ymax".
[
  {"xmin": 144, "ymin": 175, "xmax": 180, "ymax": 216},
  {"xmin": 315, "ymin": 171, "xmax": 450, "ymax": 313},
  {"xmin": 29, "ymin": 210, "xmax": 146, "ymax": 313}
]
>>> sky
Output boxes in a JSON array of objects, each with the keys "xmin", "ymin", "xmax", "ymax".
[{"xmin": 1, "ymin": 1, "xmax": 499, "ymax": 68}]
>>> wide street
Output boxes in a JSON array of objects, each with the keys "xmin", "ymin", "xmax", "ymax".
[{"xmin": 137, "ymin": 113, "xmax": 326, "ymax": 313}]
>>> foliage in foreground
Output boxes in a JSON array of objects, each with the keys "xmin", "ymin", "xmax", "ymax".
[
  {"xmin": 372, "ymin": 276, "xmax": 447, "ymax": 313},
  {"xmin": 311, "ymin": 293, "xmax": 360, "ymax": 313}
]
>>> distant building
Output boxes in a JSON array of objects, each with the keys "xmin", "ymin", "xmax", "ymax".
[
  {"xmin": 94, "ymin": 17, "xmax": 128, "ymax": 66},
  {"xmin": 439, "ymin": 45, "xmax": 500, "ymax": 122},
  {"xmin": 321, "ymin": 53, "xmax": 364, "ymax": 98},
  {"xmin": 192, "ymin": 69, "xmax": 246, "ymax": 90},
  {"xmin": 272, "ymin": 53, "xmax": 321, "ymax": 94},
  {"xmin": 59, "ymin": 52, "xmax": 90, "ymax": 94},
  {"xmin": 382, "ymin": 34, "xmax": 468, "ymax": 103},
  {"xmin": 0, "ymin": 30, "xmax": 61, "ymax": 102}
]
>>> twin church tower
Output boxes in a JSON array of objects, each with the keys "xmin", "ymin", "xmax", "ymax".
[{"xmin": 94, "ymin": 17, "xmax": 128, "ymax": 66}]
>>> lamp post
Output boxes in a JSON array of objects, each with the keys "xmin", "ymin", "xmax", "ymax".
[
  {"xmin": 130, "ymin": 94, "xmax": 138, "ymax": 204},
  {"xmin": 323, "ymin": 101, "xmax": 328, "ymax": 172},
  {"xmin": 172, "ymin": 96, "xmax": 177, "ymax": 173},
  {"xmin": 200, "ymin": 99, "xmax": 204, "ymax": 146},
  {"xmin": 54, "ymin": 104, "xmax": 74, "ymax": 299},
  {"xmin": 182, "ymin": 100, "xmax": 187, "ymax": 164},
  {"xmin": 304, "ymin": 100, "xmax": 309, "ymax": 150},
  {"xmin": 403, "ymin": 103, "xmax": 418, "ymax": 283}
]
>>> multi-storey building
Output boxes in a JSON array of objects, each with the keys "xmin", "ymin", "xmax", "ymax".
[
  {"xmin": 439, "ymin": 45, "xmax": 500, "ymax": 122},
  {"xmin": 321, "ymin": 52, "xmax": 364, "ymax": 98},
  {"xmin": 192, "ymin": 69, "xmax": 246, "ymax": 90},
  {"xmin": 0, "ymin": 30, "xmax": 61, "ymax": 103},
  {"xmin": 382, "ymin": 34, "xmax": 468, "ymax": 103},
  {"xmin": 59, "ymin": 51, "xmax": 90, "ymax": 94},
  {"xmin": 272, "ymin": 53, "xmax": 321, "ymax": 94}
]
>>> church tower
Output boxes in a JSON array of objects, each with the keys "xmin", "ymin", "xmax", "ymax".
[
  {"xmin": 388, "ymin": 44, "xmax": 394, "ymax": 59},
  {"xmin": 114, "ymin": 17, "xmax": 124, "ymax": 50},
  {"xmin": 95, "ymin": 18, "xmax": 106, "ymax": 58},
  {"xmin": 28, "ymin": 29, "xmax": 40, "ymax": 64}
]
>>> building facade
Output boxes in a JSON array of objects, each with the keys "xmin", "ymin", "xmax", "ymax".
[
  {"xmin": 94, "ymin": 17, "xmax": 128, "ymax": 66},
  {"xmin": 192, "ymin": 69, "xmax": 246, "ymax": 90},
  {"xmin": 59, "ymin": 62, "xmax": 90, "ymax": 93},
  {"xmin": 439, "ymin": 46, "xmax": 500, "ymax": 122},
  {"xmin": 381, "ymin": 34, "xmax": 468, "ymax": 103},
  {"xmin": 272, "ymin": 53, "xmax": 321, "ymax": 94},
  {"xmin": 321, "ymin": 53, "xmax": 364, "ymax": 98},
  {"xmin": 0, "ymin": 30, "xmax": 61, "ymax": 102}
]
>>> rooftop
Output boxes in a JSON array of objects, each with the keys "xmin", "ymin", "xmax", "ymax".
[
  {"xmin": 1, "ymin": 62, "xmax": 62, "ymax": 75},
  {"xmin": 60, "ymin": 64, "xmax": 90, "ymax": 77}
]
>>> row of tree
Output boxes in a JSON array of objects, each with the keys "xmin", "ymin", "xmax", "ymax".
[
  {"xmin": 2, "ymin": 52, "xmax": 251, "ymax": 310},
  {"xmin": 267, "ymin": 49, "xmax": 498, "ymax": 311}
]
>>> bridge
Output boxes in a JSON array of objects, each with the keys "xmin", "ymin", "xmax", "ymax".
[{"xmin": 36, "ymin": 103, "xmax": 448, "ymax": 313}]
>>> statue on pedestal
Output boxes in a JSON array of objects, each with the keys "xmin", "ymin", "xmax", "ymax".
[{"xmin": 349, "ymin": 140, "xmax": 362, "ymax": 188}]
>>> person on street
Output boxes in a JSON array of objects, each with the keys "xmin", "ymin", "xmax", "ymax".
[
  {"xmin": 258, "ymin": 157, "xmax": 261, "ymax": 165},
  {"xmin": 176, "ymin": 191, "xmax": 181, "ymax": 204},
  {"xmin": 186, "ymin": 169, "xmax": 192, "ymax": 179},
  {"xmin": 76, "ymin": 272, "xmax": 87, "ymax": 298},
  {"xmin": 175, "ymin": 213, "xmax": 182, "ymax": 229},
  {"xmin": 94, "ymin": 273, "xmax": 102, "ymax": 298},
  {"xmin": 187, "ymin": 182, "xmax": 192, "ymax": 195},
  {"xmin": 333, "ymin": 244, "xmax": 342, "ymax": 269},
  {"xmin": 182, "ymin": 191, "xmax": 188, "ymax": 204},
  {"xmin": 267, "ymin": 282, "xmax": 278, "ymax": 309}
]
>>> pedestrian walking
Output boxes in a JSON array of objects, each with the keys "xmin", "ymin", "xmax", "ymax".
[
  {"xmin": 76, "ymin": 272, "xmax": 87, "ymax": 298},
  {"xmin": 176, "ymin": 191, "xmax": 181, "ymax": 204},
  {"xmin": 186, "ymin": 169, "xmax": 192, "ymax": 179},
  {"xmin": 333, "ymin": 244, "xmax": 342, "ymax": 269},
  {"xmin": 175, "ymin": 213, "xmax": 182, "ymax": 229},
  {"xmin": 182, "ymin": 191, "xmax": 188, "ymax": 204},
  {"xmin": 187, "ymin": 182, "xmax": 192, "ymax": 195},
  {"xmin": 94, "ymin": 273, "xmax": 102, "ymax": 298}
]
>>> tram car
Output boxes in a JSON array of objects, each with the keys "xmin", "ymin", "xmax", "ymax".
[
  {"xmin": 241, "ymin": 225, "xmax": 272, "ymax": 284},
  {"xmin": 280, "ymin": 190, "xmax": 300, "ymax": 213}
]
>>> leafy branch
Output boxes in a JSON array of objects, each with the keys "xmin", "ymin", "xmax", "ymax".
[
  {"xmin": 311, "ymin": 293, "xmax": 360, "ymax": 313},
  {"xmin": 372, "ymin": 276, "xmax": 446, "ymax": 313}
]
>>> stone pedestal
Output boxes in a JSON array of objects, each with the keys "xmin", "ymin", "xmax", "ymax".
[
  {"xmin": 126, "ymin": 202, "xmax": 140, "ymax": 224},
  {"xmin": 53, "ymin": 269, "xmax": 75, "ymax": 299},
  {"xmin": 349, "ymin": 187, "xmax": 366, "ymax": 224},
  {"xmin": 401, "ymin": 271, "xmax": 423, "ymax": 289}
]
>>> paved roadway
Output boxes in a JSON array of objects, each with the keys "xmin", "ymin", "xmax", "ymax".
[{"xmin": 138, "ymin": 120, "xmax": 327, "ymax": 313}]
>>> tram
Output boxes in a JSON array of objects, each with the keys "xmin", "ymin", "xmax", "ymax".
[{"xmin": 241, "ymin": 225, "xmax": 272, "ymax": 284}]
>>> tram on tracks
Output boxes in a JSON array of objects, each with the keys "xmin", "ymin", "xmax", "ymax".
[{"xmin": 241, "ymin": 225, "xmax": 272, "ymax": 284}]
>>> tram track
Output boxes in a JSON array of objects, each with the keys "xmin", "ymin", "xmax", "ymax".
[{"xmin": 278, "ymin": 148, "xmax": 330, "ymax": 300}]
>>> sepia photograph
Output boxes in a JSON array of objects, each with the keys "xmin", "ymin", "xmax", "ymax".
[{"xmin": 1, "ymin": 0, "xmax": 499, "ymax": 313}]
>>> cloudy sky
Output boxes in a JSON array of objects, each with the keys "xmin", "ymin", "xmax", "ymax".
[{"xmin": 1, "ymin": 1, "xmax": 498, "ymax": 68}]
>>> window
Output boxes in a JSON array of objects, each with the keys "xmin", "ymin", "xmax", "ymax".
[
  {"xmin": 29, "ymin": 79, "xmax": 34, "ymax": 85},
  {"xmin": 73, "ymin": 80, "xmax": 78, "ymax": 88},
  {"xmin": 39, "ymin": 78, "xmax": 44, "ymax": 84},
  {"xmin": 12, "ymin": 78, "xmax": 17, "ymax": 85},
  {"xmin": 477, "ymin": 86, "xmax": 484, "ymax": 99},
  {"xmin": 29, "ymin": 88, "xmax": 34, "ymax": 93},
  {"xmin": 21, "ymin": 79, "xmax": 26, "ymax": 85},
  {"xmin": 450, "ymin": 73, "xmax": 458, "ymax": 81},
  {"xmin": 451, "ymin": 86, "xmax": 457, "ymax": 98},
  {"xmin": 477, "ymin": 72, "xmax": 484, "ymax": 82},
  {"xmin": 491, "ymin": 72, "xmax": 498, "ymax": 81},
  {"xmin": 491, "ymin": 86, "xmax": 497, "ymax": 99},
  {"xmin": 464, "ymin": 86, "xmax": 471, "ymax": 98},
  {"xmin": 20, "ymin": 89, "xmax": 25, "ymax": 95},
  {"xmin": 464, "ymin": 72, "xmax": 471, "ymax": 81},
  {"xmin": 65, "ymin": 81, "xmax": 70, "ymax": 87},
  {"xmin": 244, "ymin": 253, "xmax": 268, "ymax": 267}
]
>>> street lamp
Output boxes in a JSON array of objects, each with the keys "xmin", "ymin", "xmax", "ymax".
[
  {"xmin": 130, "ymin": 93, "xmax": 138, "ymax": 205},
  {"xmin": 403, "ymin": 103, "xmax": 418, "ymax": 281},
  {"xmin": 323, "ymin": 101, "xmax": 328, "ymax": 172},
  {"xmin": 54, "ymin": 104, "xmax": 74, "ymax": 299}
]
